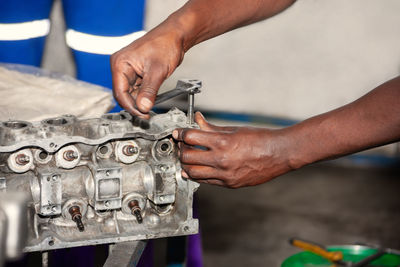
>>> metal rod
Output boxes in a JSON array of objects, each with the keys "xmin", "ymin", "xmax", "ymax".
[
  {"xmin": 187, "ymin": 93, "xmax": 195, "ymax": 124},
  {"xmin": 42, "ymin": 252, "xmax": 48, "ymax": 267}
]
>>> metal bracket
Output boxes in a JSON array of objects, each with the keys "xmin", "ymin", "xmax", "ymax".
[
  {"xmin": 150, "ymin": 164, "xmax": 176, "ymax": 205},
  {"xmin": 39, "ymin": 173, "xmax": 62, "ymax": 216},
  {"xmin": 94, "ymin": 167, "xmax": 122, "ymax": 210}
]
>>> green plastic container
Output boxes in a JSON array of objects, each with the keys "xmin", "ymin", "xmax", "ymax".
[{"xmin": 282, "ymin": 245, "xmax": 400, "ymax": 267}]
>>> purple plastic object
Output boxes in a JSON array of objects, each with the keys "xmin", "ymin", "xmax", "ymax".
[{"xmin": 187, "ymin": 195, "xmax": 203, "ymax": 267}]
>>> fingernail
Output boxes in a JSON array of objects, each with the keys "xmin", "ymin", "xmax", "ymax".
[
  {"xmin": 172, "ymin": 130, "xmax": 178, "ymax": 139},
  {"xmin": 181, "ymin": 170, "xmax": 189, "ymax": 178},
  {"xmin": 140, "ymin": 98, "xmax": 153, "ymax": 111}
]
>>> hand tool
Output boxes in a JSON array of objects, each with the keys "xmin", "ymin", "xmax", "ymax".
[
  {"xmin": 289, "ymin": 238, "xmax": 393, "ymax": 267},
  {"xmin": 131, "ymin": 79, "xmax": 202, "ymax": 128}
]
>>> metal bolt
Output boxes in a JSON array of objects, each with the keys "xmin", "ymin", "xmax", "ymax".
[
  {"xmin": 160, "ymin": 165, "xmax": 168, "ymax": 172},
  {"xmin": 63, "ymin": 150, "xmax": 78, "ymax": 161},
  {"xmin": 159, "ymin": 196, "xmax": 165, "ymax": 201},
  {"xmin": 52, "ymin": 175, "xmax": 58, "ymax": 181},
  {"xmin": 16, "ymin": 154, "xmax": 30, "ymax": 165},
  {"xmin": 51, "ymin": 206, "xmax": 57, "ymax": 212},
  {"xmin": 105, "ymin": 170, "xmax": 110, "ymax": 176},
  {"xmin": 122, "ymin": 145, "xmax": 138, "ymax": 156},
  {"xmin": 69, "ymin": 206, "xmax": 85, "ymax": 232},
  {"xmin": 187, "ymin": 93, "xmax": 195, "ymax": 125},
  {"xmin": 105, "ymin": 201, "xmax": 110, "ymax": 207},
  {"xmin": 128, "ymin": 200, "xmax": 143, "ymax": 224}
]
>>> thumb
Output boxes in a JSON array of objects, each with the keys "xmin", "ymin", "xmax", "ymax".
[
  {"xmin": 195, "ymin": 112, "xmax": 237, "ymax": 132},
  {"xmin": 136, "ymin": 64, "xmax": 167, "ymax": 113},
  {"xmin": 195, "ymin": 112, "xmax": 214, "ymax": 131}
]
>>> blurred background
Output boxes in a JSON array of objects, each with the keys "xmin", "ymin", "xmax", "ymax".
[{"xmin": 1, "ymin": 0, "xmax": 400, "ymax": 266}]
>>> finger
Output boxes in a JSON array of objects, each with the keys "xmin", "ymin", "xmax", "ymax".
[
  {"xmin": 181, "ymin": 164, "xmax": 222, "ymax": 179},
  {"xmin": 172, "ymin": 128, "xmax": 222, "ymax": 147},
  {"xmin": 128, "ymin": 86, "xmax": 139, "ymax": 100},
  {"xmin": 112, "ymin": 65, "xmax": 148, "ymax": 118},
  {"xmin": 136, "ymin": 63, "xmax": 167, "ymax": 113},
  {"xmin": 195, "ymin": 179, "xmax": 226, "ymax": 187},
  {"xmin": 180, "ymin": 144, "xmax": 214, "ymax": 166},
  {"xmin": 195, "ymin": 112, "xmax": 237, "ymax": 132}
]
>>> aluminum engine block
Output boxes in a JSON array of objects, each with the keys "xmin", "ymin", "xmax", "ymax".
[{"xmin": 0, "ymin": 108, "xmax": 199, "ymax": 252}]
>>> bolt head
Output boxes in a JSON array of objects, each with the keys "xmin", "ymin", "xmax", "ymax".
[
  {"xmin": 123, "ymin": 145, "xmax": 138, "ymax": 156},
  {"xmin": 16, "ymin": 154, "xmax": 30, "ymax": 165}
]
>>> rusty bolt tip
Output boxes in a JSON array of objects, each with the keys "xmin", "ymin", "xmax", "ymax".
[
  {"xmin": 69, "ymin": 206, "xmax": 85, "ymax": 232},
  {"xmin": 64, "ymin": 150, "xmax": 78, "ymax": 161},
  {"xmin": 76, "ymin": 217, "xmax": 85, "ymax": 232},
  {"xmin": 134, "ymin": 209, "xmax": 143, "ymax": 224},
  {"xmin": 128, "ymin": 200, "xmax": 139, "ymax": 209},
  {"xmin": 123, "ymin": 145, "xmax": 138, "ymax": 156},
  {"xmin": 16, "ymin": 154, "xmax": 30, "ymax": 165},
  {"xmin": 128, "ymin": 200, "xmax": 143, "ymax": 223}
]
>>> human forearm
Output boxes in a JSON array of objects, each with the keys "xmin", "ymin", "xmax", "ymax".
[
  {"xmin": 165, "ymin": 0, "xmax": 296, "ymax": 51},
  {"xmin": 285, "ymin": 76, "xmax": 400, "ymax": 169},
  {"xmin": 111, "ymin": 0, "xmax": 296, "ymax": 117}
]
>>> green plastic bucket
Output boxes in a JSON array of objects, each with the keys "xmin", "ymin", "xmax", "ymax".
[{"xmin": 282, "ymin": 245, "xmax": 400, "ymax": 267}]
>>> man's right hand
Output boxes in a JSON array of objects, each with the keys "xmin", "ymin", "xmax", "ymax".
[
  {"xmin": 110, "ymin": 26, "xmax": 185, "ymax": 118},
  {"xmin": 110, "ymin": 0, "xmax": 296, "ymax": 117}
]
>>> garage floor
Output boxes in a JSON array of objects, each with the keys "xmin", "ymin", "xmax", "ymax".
[{"xmin": 196, "ymin": 162, "xmax": 400, "ymax": 267}]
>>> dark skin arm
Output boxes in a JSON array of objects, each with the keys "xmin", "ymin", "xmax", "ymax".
[
  {"xmin": 110, "ymin": 0, "xmax": 296, "ymax": 118},
  {"xmin": 173, "ymin": 76, "xmax": 400, "ymax": 188}
]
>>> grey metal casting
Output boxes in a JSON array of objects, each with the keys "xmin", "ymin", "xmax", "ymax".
[{"xmin": 0, "ymin": 80, "xmax": 201, "ymax": 253}]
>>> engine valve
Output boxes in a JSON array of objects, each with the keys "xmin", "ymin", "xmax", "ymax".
[
  {"xmin": 128, "ymin": 200, "xmax": 143, "ymax": 224},
  {"xmin": 16, "ymin": 154, "xmax": 30, "ymax": 165},
  {"xmin": 123, "ymin": 145, "xmax": 138, "ymax": 156},
  {"xmin": 64, "ymin": 150, "xmax": 78, "ymax": 161},
  {"xmin": 69, "ymin": 206, "xmax": 85, "ymax": 232}
]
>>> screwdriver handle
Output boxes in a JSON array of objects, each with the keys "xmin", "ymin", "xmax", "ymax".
[{"xmin": 290, "ymin": 238, "xmax": 343, "ymax": 262}]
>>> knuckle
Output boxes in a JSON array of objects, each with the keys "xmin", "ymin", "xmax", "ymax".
[
  {"xmin": 181, "ymin": 130, "xmax": 190, "ymax": 142},
  {"xmin": 180, "ymin": 151, "xmax": 189, "ymax": 163},
  {"xmin": 110, "ymin": 52, "xmax": 123, "ymax": 66},
  {"xmin": 141, "ymin": 85, "xmax": 157, "ymax": 95},
  {"xmin": 216, "ymin": 154, "xmax": 230, "ymax": 169},
  {"xmin": 215, "ymin": 135, "xmax": 229, "ymax": 149}
]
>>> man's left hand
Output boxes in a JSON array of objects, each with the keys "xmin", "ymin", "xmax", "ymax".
[{"xmin": 172, "ymin": 112, "xmax": 295, "ymax": 188}]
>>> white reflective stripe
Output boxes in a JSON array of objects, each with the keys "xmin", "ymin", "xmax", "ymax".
[
  {"xmin": 0, "ymin": 19, "xmax": 50, "ymax": 40},
  {"xmin": 65, "ymin": 29, "xmax": 147, "ymax": 55}
]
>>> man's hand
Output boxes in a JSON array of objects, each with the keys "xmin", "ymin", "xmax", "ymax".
[
  {"xmin": 111, "ymin": 0, "xmax": 296, "ymax": 117},
  {"xmin": 173, "ymin": 112, "xmax": 294, "ymax": 188},
  {"xmin": 110, "ymin": 26, "xmax": 185, "ymax": 118},
  {"xmin": 172, "ymin": 77, "xmax": 400, "ymax": 189}
]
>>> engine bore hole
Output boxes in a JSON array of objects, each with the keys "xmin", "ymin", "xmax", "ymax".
[
  {"xmin": 160, "ymin": 143, "xmax": 170, "ymax": 152},
  {"xmin": 45, "ymin": 118, "xmax": 68, "ymax": 126},
  {"xmin": 39, "ymin": 151, "xmax": 49, "ymax": 160},
  {"xmin": 154, "ymin": 203, "xmax": 173, "ymax": 214},
  {"xmin": 103, "ymin": 114, "xmax": 127, "ymax": 121},
  {"xmin": 99, "ymin": 146, "xmax": 109, "ymax": 154},
  {"xmin": 3, "ymin": 121, "xmax": 28, "ymax": 129}
]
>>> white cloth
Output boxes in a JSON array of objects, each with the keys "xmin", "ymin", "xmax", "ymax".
[{"xmin": 0, "ymin": 64, "xmax": 114, "ymax": 121}]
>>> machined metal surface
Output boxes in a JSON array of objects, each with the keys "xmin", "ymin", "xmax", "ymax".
[{"xmin": 0, "ymin": 102, "xmax": 200, "ymax": 252}]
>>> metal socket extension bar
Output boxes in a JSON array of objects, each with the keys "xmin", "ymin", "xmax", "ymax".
[{"xmin": 155, "ymin": 79, "xmax": 202, "ymax": 124}]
